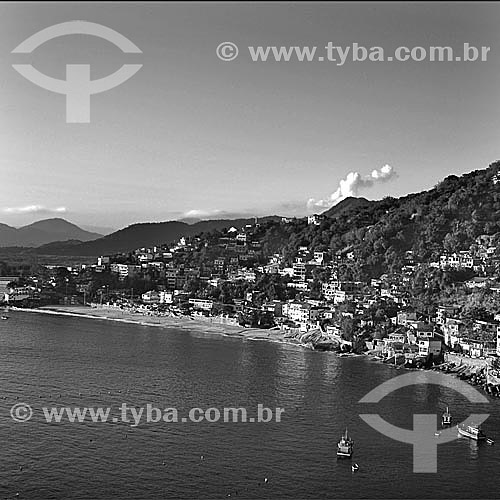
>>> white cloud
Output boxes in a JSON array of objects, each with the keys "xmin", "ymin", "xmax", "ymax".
[
  {"xmin": 2, "ymin": 205, "xmax": 67, "ymax": 215},
  {"xmin": 307, "ymin": 164, "xmax": 396, "ymax": 211},
  {"xmin": 182, "ymin": 209, "xmax": 223, "ymax": 219}
]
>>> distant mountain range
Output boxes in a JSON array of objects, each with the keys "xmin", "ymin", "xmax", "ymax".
[
  {"xmin": 0, "ymin": 218, "xmax": 102, "ymax": 248},
  {"xmin": 17, "ymin": 199, "xmax": 381, "ymax": 256},
  {"xmin": 9, "ymin": 216, "xmax": 281, "ymax": 256},
  {"xmin": 0, "ymin": 197, "xmax": 410, "ymax": 256},
  {"xmin": 3, "ymin": 162, "xmax": 499, "ymax": 266}
]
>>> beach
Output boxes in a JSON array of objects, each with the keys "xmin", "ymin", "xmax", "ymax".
[{"xmin": 10, "ymin": 305, "xmax": 289, "ymax": 344}]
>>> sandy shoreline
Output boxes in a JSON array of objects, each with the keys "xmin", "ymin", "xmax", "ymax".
[
  {"xmin": 8, "ymin": 306, "xmax": 496, "ymax": 392},
  {"xmin": 10, "ymin": 305, "xmax": 292, "ymax": 345}
]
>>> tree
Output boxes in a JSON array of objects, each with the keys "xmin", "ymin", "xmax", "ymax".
[{"xmin": 340, "ymin": 317, "xmax": 357, "ymax": 341}]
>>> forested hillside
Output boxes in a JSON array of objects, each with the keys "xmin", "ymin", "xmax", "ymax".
[{"xmin": 253, "ymin": 161, "xmax": 500, "ymax": 277}]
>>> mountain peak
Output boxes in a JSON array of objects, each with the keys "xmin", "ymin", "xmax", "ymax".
[
  {"xmin": 21, "ymin": 218, "xmax": 81, "ymax": 233},
  {"xmin": 0, "ymin": 218, "xmax": 102, "ymax": 248},
  {"xmin": 321, "ymin": 196, "xmax": 373, "ymax": 218}
]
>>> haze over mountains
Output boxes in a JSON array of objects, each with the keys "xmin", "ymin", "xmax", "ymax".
[
  {"xmin": 34, "ymin": 216, "xmax": 283, "ymax": 256},
  {"xmin": 0, "ymin": 215, "xmax": 285, "ymax": 254},
  {"xmin": 0, "ymin": 196, "xmax": 382, "ymax": 256},
  {"xmin": 0, "ymin": 218, "xmax": 102, "ymax": 247}
]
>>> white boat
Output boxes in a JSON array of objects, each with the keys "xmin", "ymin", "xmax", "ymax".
[
  {"xmin": 442, "ymin": 406, "xmax": 452, "ymax": 426},
  {"xmin": 458, "ymin": 424, "xmax": 486, "ymax": 441},
  {"xmin": 337, "ymin": 428, "xmax": 354, "ymax": 458}
]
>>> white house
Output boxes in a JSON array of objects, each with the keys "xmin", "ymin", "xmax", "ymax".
[
  {"xmin": 334, "ymin": 290, "xmax": 354, "ymax": 304},
  {"xmin": 142, "ymin": 290, "xmax": 160, "ymax": 304},
  {"xmin": 286, "ymin": 302, "xmax": 312, "ymax": 324},
  {"xmin": 436, "ymin": 305, "xmax": 459, "ymax": 325},
  {"xmin": 307, "ymin": 214, "xmax": 324, "ymax": 226},
  {"xmin": 188, "ymin": 298, "xmax": 213, "ymax": 312},
  {"xmin": 442, "ymin": 318, "xmax": 465, "ymax": 348},
  {"xmin": 418, "ymin": 338, "xmax": 442, "ymax": 357},
  {"xmin": 4, "ymin": 286, "xmax": 33, "ymax": 303},
  {"xmin": 159, "ymin": 291, "xmax": 173, "ymax": 304},
  {"xmin": 110, "ymin": 264, "xmax": 141, "ymax": 279},
  {"xmin": 397, "ymin": 311, "xmax": 417, "ymax": 326},
  {"xmin": 137, "ymin": 252, "xmax": 153, "ymax": 263}
]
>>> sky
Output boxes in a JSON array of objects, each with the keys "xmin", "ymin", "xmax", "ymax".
[{"xmin": 1, "ymin": 2, "xmax": 499, "ymax": 231}]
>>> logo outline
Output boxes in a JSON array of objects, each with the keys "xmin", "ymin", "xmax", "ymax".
[
  {"xmin": 359, "ymin": 371, "xmax": 489, "ymax": 473},
  {"xmin": 11, "ymin": 20, "xmax": 143, "ymax": 123}
]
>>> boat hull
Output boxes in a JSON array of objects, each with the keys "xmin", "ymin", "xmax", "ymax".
[
  {"xmin": 337, "ymin": 431, "xmax": 353, "ymax": 459},
  {"xmin": 458, "ymin": 427, "xmax": 486, "ymax": 440}
]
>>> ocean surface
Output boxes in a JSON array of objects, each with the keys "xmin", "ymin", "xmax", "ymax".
[{"xmin": 1, "ymin": 311, "xmax": 499, "ymax": 499}]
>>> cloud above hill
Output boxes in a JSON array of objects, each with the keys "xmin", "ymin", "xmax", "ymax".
[
  {"xmin": 2, "ymin": 205, "xmax": 67, "ymax": 215},
  {"xmin": 307, "ymin": 164, "xmax": 396, "ymax": 211}
]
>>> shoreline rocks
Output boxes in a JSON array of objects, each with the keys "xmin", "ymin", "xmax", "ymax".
[{"xmin": 432, "ymin": 360, "xmax": 500, "ymax": 397}]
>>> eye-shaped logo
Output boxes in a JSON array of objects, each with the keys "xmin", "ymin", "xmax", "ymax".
[
  {"xmin": 12, "ymin": 21, "xmax": 142, "ymax": 123},
  {"xmin": 359, "ymin": 371, "xmax": 489, "ymax": 473}
]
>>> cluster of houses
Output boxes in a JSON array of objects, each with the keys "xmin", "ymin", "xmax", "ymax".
[
  {"xmin": 2, "ymin": 220, "xmax": 500, "ymax": 362},
  {"xmin": 367, "ymin": 309, "xmax": 500, "ymax": 362}
]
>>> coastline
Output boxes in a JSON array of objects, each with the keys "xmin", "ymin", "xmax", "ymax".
[
  {"xmin": 9, "ymin": 305, "xmax": 298, "ymax": 346},
  {"xmin": 8, "ymin": 306, "xmax": 499, "ymax": 395}
]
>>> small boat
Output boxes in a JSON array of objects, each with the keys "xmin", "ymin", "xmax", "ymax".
[
  {"xmin": 351, "ymin": 463, "xmax": 359, "ymax": 472},
  {"xmin": 458, "ymin": 423, "xmax": 486, "ymax": 441},
  {"xmin": 0, "ymin": 316, "xmax": 8, "ymax": 320},
  {"xmin": 486, "ymin": 438, "xmax": 495, "ymax": 445},
  {"xmin": 337, "ymin": 428, "xmax": 354, "ymax": 458},
  {"xmin": 442, "ymin": 406, "xmax": 452, "ymax": 426}
]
